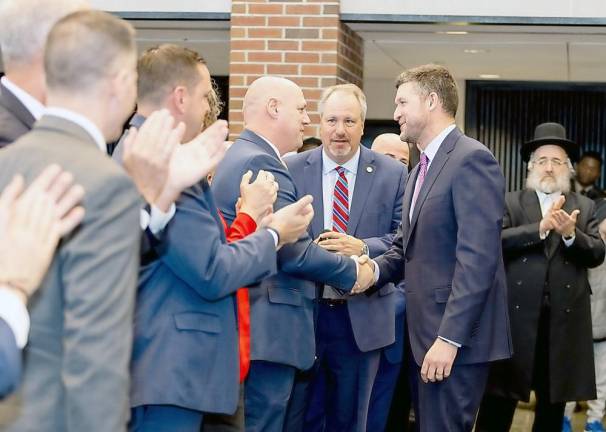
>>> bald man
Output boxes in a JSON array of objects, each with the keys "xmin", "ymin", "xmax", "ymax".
[
  {"xmin": 372, "ymin": 133, "xmax": 410, "ymax": 167},
  {"xmin": 211, "ymin": 76, "xmax": 374, "ymax": 432}
]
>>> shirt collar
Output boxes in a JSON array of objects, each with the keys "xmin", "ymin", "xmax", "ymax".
[
  {"xmin": 421, "ymin": 124, "xmax": 456, "ymax": 163},
  {"xmin": 322, "ymin": 146, "xmax": 361, "ymax": 175},
  {"xmin": 1, "ymin": 76, "xmax": 45, "ymax": 120},
  {"xmin": 44, "ymin": 107, "xmax": 106, "ymax": 152},
  {"xmin": 535, "ymin": 189, "xmax": 562, "ymax": 205},
  {"xmin": 255, "ymin": 132, "xmax": 283, "ymax": 161}
]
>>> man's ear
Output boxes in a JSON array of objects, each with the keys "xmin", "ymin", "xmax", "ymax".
[
  {"xmin": 172, "ymin": 86, "xmax": 187, "ymax": 115},
  {"xmin": 267, "ymin": 97, "xmax": 279, "ymax": 119},
  {"xmin": 428, "ymin": 92, "xmax": 439, "ymax": 112}
]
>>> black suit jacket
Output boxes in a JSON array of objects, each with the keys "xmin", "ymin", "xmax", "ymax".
[
  {"xmin": 486, "ymin": 189, "xmax": 604, "ymax": 402},
  {"xmin": 0, "ymin": 80, "xmax": 35, "ymax": 148}
]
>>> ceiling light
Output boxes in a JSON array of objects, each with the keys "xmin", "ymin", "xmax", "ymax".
[
  {"xmin": 479, "ymin": 74, "xmax": 501, "ymax": 79},
  {"xmin": 464, "ymin": 49, "xmax": 488, "ymax": 54},
  {"xmin": 437, "ymin": 31, "xmax": 469, "ymax": 35}
]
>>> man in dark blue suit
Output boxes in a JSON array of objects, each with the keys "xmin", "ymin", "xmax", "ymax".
[
  {"xmin": 364, "ymin": 64, "xmax": 512, "ymax": 431},
  {"xmin": 284, "ymin": 84, "xmax": 406, "ymax": 432},
  {"xmin": 117, "ymin": 46, "xmax": 316, "ymax": 431},
  {"xmin": 211, "ymin": 77, "xmax": 374, "ymax": 432}
]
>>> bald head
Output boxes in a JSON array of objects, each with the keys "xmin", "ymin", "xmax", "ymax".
[
  {"xmin": 372, "ymin": 133, "xmax": 410, "ymax": 166},
  {"xmin": 243, "ymin": 76, "xmax": 310, "ymax": 155}
]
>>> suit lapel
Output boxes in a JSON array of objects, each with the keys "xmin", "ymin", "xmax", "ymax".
[
  {"xmin": 401, "ymin": 164, "xmax": 418, "ymax": 239},
  {"xmin": 304, "ymin": 148, "xmax": 325, "ymax": 239},
  {"xmin": 348, "ymin": 147, "xmax": 375, "ymax": 235},
  {"xmin": 520, "ymin": 189, "xmax": 543, "ymax": 224},
  {"xmin": 407, "ymin": 128, "xmax": 461, "ymax": 241},
  {"xmin": 0, "ymin": 81, "xmax": 36, "ymax": 130}
]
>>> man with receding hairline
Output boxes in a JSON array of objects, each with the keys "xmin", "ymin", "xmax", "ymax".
[
  {"xmin": 212, "ymin": 76, "xmax": 374, "ymax": 432},
  {"xmin": 372, "ymin": 133, "xmax": 410, "ymax": 167}
]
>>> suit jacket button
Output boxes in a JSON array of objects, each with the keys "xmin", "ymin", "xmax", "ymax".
[
  {"xmin": 516, "ymin": 280, "xmax": 522, "ymax": 286},
  {"xmin": 515, "ymin": 305, "xmax": 520, "ymax": 310},
  {"xmin": 566, "ymin": 284, "xmax": 571, "ymax": 289},
  {"xmin": 522, "ymin": 257, "xmax": 527, "ymax": 263},
  {"xmin": 565, "ymin": 308, "xmax": 571, "ymax": 313}
]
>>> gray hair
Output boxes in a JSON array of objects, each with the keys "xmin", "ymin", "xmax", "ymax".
[
  {"xmin": 0, "ymin": 0, "xmax": 90, "ymax": 68},
  {"xmin": 319, "ymin": 83, "xmax": 367, "ymax": 123}
]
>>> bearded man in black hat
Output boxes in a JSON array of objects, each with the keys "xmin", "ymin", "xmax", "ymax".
[{"xmin": 475, "ymin": 122, "xmax": 605, "ymax": 432}]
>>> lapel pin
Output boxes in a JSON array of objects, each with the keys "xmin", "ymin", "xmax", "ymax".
[{"xmin": 366, "ymin": 166, "xmax": 373, "ymax": 173}]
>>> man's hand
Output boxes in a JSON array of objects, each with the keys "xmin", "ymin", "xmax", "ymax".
[
  {"xmin": 154, "ymin": 120, "xmax": 229, "ymax": 211},
  {"xmin": 0, "ymin": 165, "xmax": 86, "ymax": 302},
  {"xmin": 420, "ymin": 338, "xmax": 458, "ymax": 383},
  {"xmin": 539, "ymin": 195, "xmax": 565, "ymax": 237},
  {"xmin": 316, "ymin": 231, "xmax": 366, "ymax": 256},
  {"xmin": 122, "ymin": 110, "xmax": 184, "ymax": 205},
  {"xmin": 552, "ymin": 208, "xmax": 579, "ymax": 238},
  {"xmin": 350, "ymin": 256, "xmax": 375, "ymax": 294},
  {"xmin": 238, "ymin": 170, "xmax": 279, "ymax": 223},
  {"xmin": 261, "ymin": 195, "xmax": 314, "ymax": 247}
]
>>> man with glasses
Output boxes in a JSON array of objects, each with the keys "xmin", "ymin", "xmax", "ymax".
[{"xmin": 476, "ymin": 122, "xmax": 605, "ymax": 432}]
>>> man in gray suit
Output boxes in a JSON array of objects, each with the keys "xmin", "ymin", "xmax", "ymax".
[
  {"xmin": 0, "ymin": 165, "xmax": 85, "ymax": 398},
  {"xmin": 0, "ymin": 0, "xmax": 89, "ymax": 148},
  {"xmin": 0, "ymin": 11, "xmax": 146, "ymax": 431}
]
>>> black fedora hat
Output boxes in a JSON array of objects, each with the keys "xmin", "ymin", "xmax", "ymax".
[{"xmin": 521, "ymin": 122, "xmax": 579, "ymax": 163}]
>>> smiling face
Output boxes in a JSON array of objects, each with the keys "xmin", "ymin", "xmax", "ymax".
[
  {"xmin": 393, "ymin": 81, "xmax": 430, "ymax": 147},
  {"xmin": 320, "ymin": 90, "xmax": 364, "ymax": 165}
]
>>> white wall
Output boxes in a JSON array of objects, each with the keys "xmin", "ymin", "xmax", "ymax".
[
  {"xmin": 341, "ymin": 0, "xmax": 606, "ymax": 18},
  {"xmin": 90, "ymin": 0, "xmax": 230, "ymax": 13}
]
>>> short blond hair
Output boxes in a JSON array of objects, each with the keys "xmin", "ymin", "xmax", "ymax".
[
  {"xmin": 45, "ymin": 10, "xmax": 135, "ymax": 92},
  {"xmin": 395, "ymin": 64, "xmax": 458, "ymax": 117},
  {"xmin": 319, "ymin": 83, "xmax": 367, "ymax": 122}
]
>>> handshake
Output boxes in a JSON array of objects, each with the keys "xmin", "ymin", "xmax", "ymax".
[{"xmin": 351, "ymin": 255, "xmax": 376, "ymax": 294}]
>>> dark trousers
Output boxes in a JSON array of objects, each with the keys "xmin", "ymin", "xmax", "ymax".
[
  {"xmin": 305, "ymin": 303, "xmax": 380, "ymax": 432},
  {"xmin": 130, "ymin": 405, "xmax": 204, "ymax": 432},
  {"xmin": 476, "ymin": 299, "xmax": 565, "ymax": 432},
  {"xmin": 245, "ymin": 360, "xmax": 296, "ymax": 432},
  {"xmin": 202, "ymin": 386, "xmax": 245, "ymax": 432},
  {"xmin": 408, "ymin": 338, "xmax": 489, "ymax": 432}
]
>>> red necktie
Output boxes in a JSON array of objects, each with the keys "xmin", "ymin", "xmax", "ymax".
[
  {"xmin": 332, "ymin": 166, "xmax": 349, "ymax": 233},
  {"xmin": 219, "ymin": 211, "xmax": 255, "ymax": 382}
]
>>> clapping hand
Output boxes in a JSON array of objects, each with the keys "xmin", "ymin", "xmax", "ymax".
[
  {"xmin": 237, "ymin": 170, "xmax": 279, "ymax": 223},
  {"xmin": 260, "ymin": 195, "xmax": 314, "ymax": 248},
  {"xmin": 0, "ymin": 165, "xmax": 85, "ymax": 302}
]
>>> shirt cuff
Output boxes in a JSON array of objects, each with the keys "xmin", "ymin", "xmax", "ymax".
[
  {"xmin": 372, "ymin": 259, "xmax": 380, "ymax": 283},
  {"xmin": 349, "ymin": 255, "xmax": 359, "ymax": 277},
  {"xmin": 562, "ymin": 235, "xmax": 576, "ymax": 247},
  {"xmin": 539, "ymin": 229, "xmax": 549, "ymax": 240},
  {"xmin": 0, "ymin": 286, "xmax": 30, "ymax": 348},
  {"xmin": 266, "ymin": 228, "xmax": 279, "ymax": 247},
  {"xmin": 141, "ymin": 204, "xmax": 176, "ymax": 235},
  {"xmin": 438, "ymin": 336, "xmax": 462, "ymax": 348}
]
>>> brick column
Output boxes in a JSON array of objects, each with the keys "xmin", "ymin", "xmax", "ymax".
[{"xmin": 228, "ymin": 0, "xmax": 364, "ymax": 139}]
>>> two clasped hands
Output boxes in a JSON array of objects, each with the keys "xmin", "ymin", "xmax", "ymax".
[{"xmin": 314, "ymin": 231, "xmax": 376, "ymax": 294}]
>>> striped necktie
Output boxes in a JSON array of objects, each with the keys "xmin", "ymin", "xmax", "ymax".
[{"xmin": 332, "ymin": 166, "xmax": 349, "ymax": 233}]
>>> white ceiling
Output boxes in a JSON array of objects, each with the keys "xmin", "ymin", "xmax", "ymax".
[{"xmin": 352, "ymin": 22, "xmax": 606, "ymax": 82}]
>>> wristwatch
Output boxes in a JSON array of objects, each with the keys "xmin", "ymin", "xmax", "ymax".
[{"xmin": 361, "ymin": 242, "xmax": 369, "ymax": 256}]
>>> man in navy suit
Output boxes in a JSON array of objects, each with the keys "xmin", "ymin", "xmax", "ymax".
[
  {"xmin": 0, "ymin": 165, "xmax": 85, "ymax": 398},
  {"xmin": 284, "ymin": 84, "xmax": 406, "ymax": 432},
  {"xmin": 121, "ymin": 46, "xmax": 316, "ymax": 431},
  {"xmin": 211, "ymin": 77, "xmax": 374, "ymax": 432},
  {"xmin": 363, "ymin": 64, "xmax": 512, "ymax": 431}
]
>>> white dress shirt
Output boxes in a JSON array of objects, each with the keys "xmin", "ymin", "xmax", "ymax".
[
  {"xmin": 1, "ymin": 76, "xmax": 45, "ymax": 121},
  {"xmin": 0, "ymin": 287, "xmax": 29, "ymax": 348},
  {"xmin": 321, "ymin": 147, "xmax": 360, "ymax": 230}
]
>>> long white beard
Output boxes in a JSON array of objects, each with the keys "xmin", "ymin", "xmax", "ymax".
[{"xmin": 526, "ymin": 168, "xmax": 571, "ymax": 194}]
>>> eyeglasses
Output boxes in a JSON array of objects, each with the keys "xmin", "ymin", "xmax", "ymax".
[{"xmin": 533, "ymin": 157, "xmax": 567, "ymax": 167}]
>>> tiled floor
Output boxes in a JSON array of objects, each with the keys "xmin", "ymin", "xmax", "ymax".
[{"xmin": 510, "ymin": 401, "xmax": 605, "ymax": 432}]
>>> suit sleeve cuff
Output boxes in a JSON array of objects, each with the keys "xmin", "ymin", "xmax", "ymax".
[
  {"xmin": 438, "ymin": 335, "xmax": 462, "ymax": 348},
  {"xmin": 0, "ymin": 286, "xmax": 29, "ymax": 348}
]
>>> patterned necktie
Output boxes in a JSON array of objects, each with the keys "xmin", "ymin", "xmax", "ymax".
[
  {"xmin": 411, "ymin": 153, "xmax": 429, "ymax": 213},
  {"xmin": 332, "ymin": 166, "xmax": 349, "ymax": 233}
]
